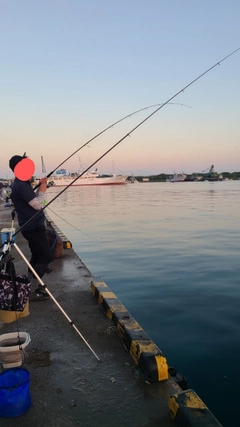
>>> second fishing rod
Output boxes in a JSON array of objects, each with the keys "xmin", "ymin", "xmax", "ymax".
[
  {"xmin": 5, "ymin": 46, "xmax": 240, "ymax": 243},
  {"xmin": 34, "ymin": 101, "xmax": 190, "ymax": 189}
]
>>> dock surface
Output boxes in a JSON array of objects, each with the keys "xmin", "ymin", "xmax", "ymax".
[
  {"xmin": 0, "ymin": 205, "xmax": 221, "ymax": 427},
  {"xmin": 0, "ymin": 206, "xmax": 180, "ymax": 427}
]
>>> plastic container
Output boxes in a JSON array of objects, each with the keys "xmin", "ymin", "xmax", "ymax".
[
  {"xmin": 0, "ymin": 332, "xmax": 31, "ymax": 368},
  {"xmin": 1, "ymin": 228, "xmax": 16, "ymax": 244},
  {"xmin": 0, "ymin": 300, "xmax": 29, "ymax": 323},
  {"xmin": 0, "ymin": 368, "xmax": 31, "ymax": 417}
]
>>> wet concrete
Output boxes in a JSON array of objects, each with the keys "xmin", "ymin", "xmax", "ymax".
[{"xmin": 0, "ymin": 205, "xmax": 180, "ymax": 427}]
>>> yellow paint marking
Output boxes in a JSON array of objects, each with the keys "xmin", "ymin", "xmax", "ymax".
[
  {"xmin": 184, "ymin": 391, "xmax": 207, "ymax": 409},
  {"xmin": 168, "ymin": 396, "xmax": 179, "ymax": 419},
  {"xmin": 117, "ymin": 322, "xmax": 124, "ymax": 333},
  {"xmin": 122, "ymin": 319, "xmax": 142, "ymax": 331},
  {"xmin": 90, "ymin": 283, "xmax": 96, "ymax": 296},
  {"xmin": 100, "ymin": 291, "xmax": 117, "ymax": 299},
  {"xmin": 155, "ymin": 355, "xmax": 168, "ymax": 381},
  {"xmin": 97, "ymin": 291, "xmax": 117, "ymax": 304},
  {"xmin": 131, "ymin": 341, "xmax": 160, "ymax": 354},
  {"xmin": 91, "ymin": 278, "xmax": 169, "ymax": 383},
  {"xmin": 92, "ymin": 281, "xmax": 109, "ymax": 288},
  {"xmin": 105, "ymin": 307, "xmax": 113, "ymax": 319},
  {"xmin": 130, "ymin": 340, "xmax": 142, "ymax": 363},
  {"xmin": 110, "ymin": 305, "xmax": 129, "ymax": 313}
]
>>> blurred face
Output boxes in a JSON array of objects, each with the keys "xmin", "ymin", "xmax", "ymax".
[{"xmin": 14, "ymin": 158, "xmax": 35, "ymax": 181}]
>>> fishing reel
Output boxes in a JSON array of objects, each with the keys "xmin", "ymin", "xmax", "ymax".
[{"xmin": 0, "ymin": 246, "xmax": 14, "ymax": 269}]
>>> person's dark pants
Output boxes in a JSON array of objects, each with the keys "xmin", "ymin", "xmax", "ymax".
[{"xmin": 21, "ymin": 226, "xmax": 53, "ymax": 280}]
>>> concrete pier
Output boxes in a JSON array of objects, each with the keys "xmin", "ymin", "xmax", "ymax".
[{"xmin": 0, "ymin": 205, "xmax": 222, "ymax": 426}]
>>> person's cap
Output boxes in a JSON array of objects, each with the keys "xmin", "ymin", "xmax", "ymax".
[
  {"xmin": 9, "ymin": 155, "xmax": 25, "ymax": 171},
  {"xmin": 9, "ymin": 154, "xmax": 35, "ymax": 181}
]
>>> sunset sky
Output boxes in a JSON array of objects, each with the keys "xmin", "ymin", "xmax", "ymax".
[{"xmin": 1, "ymin": 0, "xmax": 240, "ymax": 178}]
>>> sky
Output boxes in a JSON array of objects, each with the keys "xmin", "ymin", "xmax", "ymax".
[{"xmin": 1, "ymin": 0, "xmax": 240, "ymax": 178}]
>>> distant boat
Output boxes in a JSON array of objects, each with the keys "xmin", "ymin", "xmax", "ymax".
[
  {"xmin": 166, "ymin": 173, "xmax": 187, "ymax": 183},
  {"xmin": 192, "ymin": 175, "xmax": 202, "ymax": 181},
  {"xmin": 188, "ymin": 173, "xmax": 203, "ymax": 181},
  {"xmin": 45, "ymin": 169, "xmax": 128, "ymax": 187},
  {"xmin": 203, "ymin": 165, "xmax": 220, "ymax": 181},
  {"xmin": 127, "ymin": 175, "xmax": 139, "ymax": 184}
]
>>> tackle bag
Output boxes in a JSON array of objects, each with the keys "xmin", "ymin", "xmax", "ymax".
[{"xmin": 0, "ymin": 261, "xmax": 31, "ymax": 312}]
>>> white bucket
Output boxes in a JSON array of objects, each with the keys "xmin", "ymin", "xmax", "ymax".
[{"xmin": 0, "ymin": 332, "xmax": 31, "ymax": 369}]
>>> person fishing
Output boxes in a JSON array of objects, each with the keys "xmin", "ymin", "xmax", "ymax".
[
  {"xmin": 9, "ymin": 154, "xmax": 52, "ymax": 301},
  {"xmin": 0, "ymin": 181, "xmax": 3, "ymax": 201},
  {"xmin": 5, "ymin": 48, "xmax": 240, "ymax": 301}
]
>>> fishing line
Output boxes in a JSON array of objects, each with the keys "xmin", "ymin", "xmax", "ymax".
[
  {"xmin": 45, "ymin": 206, "xmax": 101, "ymax": 242},
  {"xmin": 3, "ymin": 46, "xmax": 240, "ymax": 244},
  {"xmin": 36, "ymin": 102, "xmax": 191, "ymax": 185}
]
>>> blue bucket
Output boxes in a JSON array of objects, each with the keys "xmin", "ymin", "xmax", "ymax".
[{"xmin": 0, "ymin": 368, "xmax": 31, "ymax": 417}]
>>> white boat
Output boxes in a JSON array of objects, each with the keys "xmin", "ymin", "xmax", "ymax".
[
  {"xmin": 46, "ymin": 169, "xmax": 128, "ymax": 187},
  {"xmin": 127, "ymin": 175, "xmax": 139, "ymax": 184},
  {"xmin": 166, "ymin": 173, "xmax": 187, "ymax": 183}
]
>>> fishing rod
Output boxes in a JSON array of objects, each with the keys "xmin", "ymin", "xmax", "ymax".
[
  {"xmin": 10, "ymin": 242, "xmax": 100, "ymax": 361},
  {"xmin": 34, "ymin": 102, "xmax": 191, "ymax": 189},
  {"xmin": 4, "ymin": 46, "xmax": 240, "ymax": 242}
]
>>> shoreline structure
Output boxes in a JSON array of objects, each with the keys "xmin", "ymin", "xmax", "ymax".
[{"xmin": 0, "ymin": 205, "xmax": 222, "ymax": 426}]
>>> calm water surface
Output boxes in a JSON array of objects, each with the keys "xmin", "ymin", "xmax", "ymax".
[{"xmin": 46, "ymin": 181, "xmax": 240, "ymax": 426}]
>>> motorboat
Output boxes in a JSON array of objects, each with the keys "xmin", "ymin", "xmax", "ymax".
[{"xmin": 46, "ymin": 169, "xmax": 128, "ymax": 187}]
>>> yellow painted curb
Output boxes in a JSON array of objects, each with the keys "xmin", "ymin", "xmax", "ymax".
[
  {"xmin": 45, "ymin": 212, "xmax": 72, "ymax": 248},
  {"xmin": 91, "ymin": 280, "xmax": 168, "ymax": 383},
  {"xmin": 168, "ymin": 389, "xmax": 222, "ymax": 426}
]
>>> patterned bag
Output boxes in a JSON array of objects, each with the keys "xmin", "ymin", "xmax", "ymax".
[{"xmin": 0, "ymin": 262, "xmax": 31, "ymax": 312}]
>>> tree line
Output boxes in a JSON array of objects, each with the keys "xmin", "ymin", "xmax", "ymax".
[{"xmin": 133, "ymin": 171, "xmax": 240, "ymax": 182}]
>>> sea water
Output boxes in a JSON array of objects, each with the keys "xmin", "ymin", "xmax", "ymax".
[{"xmin": 45, "ymin": 181, "xmax": 240, "ymax": 426}]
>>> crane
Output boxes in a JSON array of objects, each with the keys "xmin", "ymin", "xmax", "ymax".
[
  {"xmin": 202, "ymin": 165, "xmax": 214, "ymax": 174},
  {"xmin": 202, "ymin": 165, "xmax": 219, "ymax": 181}
]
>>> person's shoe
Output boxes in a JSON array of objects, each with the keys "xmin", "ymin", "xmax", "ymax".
[{"xmin": 29, "ymin": 289, "xmax": 49, "ymax": 301}]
